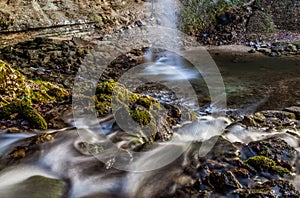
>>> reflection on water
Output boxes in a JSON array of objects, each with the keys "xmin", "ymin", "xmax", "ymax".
[{"xmin": 142, "ymin": 56, "xmax": 199, "ymax": 81}]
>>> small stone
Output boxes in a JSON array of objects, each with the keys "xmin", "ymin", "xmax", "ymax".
[
  {"xmin": 284, "ymin": 106, "xmax": 300, "ymax": 120},
  {"xmin": 135, "ymin": 20, "xmax": 145, "ymax": 27},
  {"xmin": 248, "ymin": 49, "xmax": 256, "ymax": 53},
  {"xmin": 7, "ymin": 127, "xmax": 20, "ymax": 133}
]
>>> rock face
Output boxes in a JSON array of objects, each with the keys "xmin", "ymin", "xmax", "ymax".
[
  {"xmin": 0, "ymin": 37, "xmax": 86, "ymax": 88},
  {"xmin": 0, "ymin": 0, "xmax": 140, "ymax": 36}
]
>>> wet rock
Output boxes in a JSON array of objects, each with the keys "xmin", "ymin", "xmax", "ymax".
[
  {"xmin": 284, "ymin": 106, "xmax": 300, "ymax": 120},
  {"xmin": 203, "ymin": 136, "xmax": 240, "ymax": 160},
  {"xmin": 94, "ymin": 80, "xmax": 185, "ymax": 143},
  {"xmin": 241, "ymin": 110, "xmax": 297, "ymax": 130},
  {"xmin": 5, "ymin": 132, "xmax": 56, "ymax": 160},
  {"xmin": 245, "ymin": 137, "xmax": 298, "ymax": 171},
  {"xmin": 0, "ymin": 37, "xmax": 87, "ymax": 88},
  {"xmin": 75, "ymin": 141, "xmax": 105, "ymax": 155},
  {"xmin": 233, "ymin": 180, "xmax": 300, "ymax": 197},
  {"xmin": 7, "ymin": 127, "xmax": 20, "ymax": 133},
  {"xmin": 248, "ymin": 49, "xmax": 256, "ymax": 53},
  {"xmin": 245, "ymin": 155, "xmax": 291, "ymax": 176},
  {"xmin": 260, "ymin": 110, "xmax": 296, "ymax": 120},
  {"xmin": 208, "ymin": 170, "xmax": 242, "ymax": 192},
  {"xmin": 135, "ymin": 20, "xmax": 145, "ymax": 27},
  {"xmin": 1, "ymin": 175, "xmax": 66, "ymax": 198}
]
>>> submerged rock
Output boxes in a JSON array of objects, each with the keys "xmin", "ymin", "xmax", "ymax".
[{"xmin": 1, "ymin": 175, "xmax": 66, "ymax": 198}]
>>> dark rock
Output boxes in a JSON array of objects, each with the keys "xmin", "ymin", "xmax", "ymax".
[
  {"xmin": 248, "ymin": 49, "xmax": 256, "ymax": 53},
  {"xmin": 284, "ymin": 106, "xmax": 300, "ymax": 120},
  {"xmin": 260, "ymin": 110, "xmax": 296, "ymax": 120},
  {"xmin": 135, "ymin": 20, "xmax": 145, "ymax": 27},
  {"xmin": 233, "ymin": 180, "xmax": 300, "ymax": 197},
  {"xmin": 202, "ymin": 136, "xmax": 240, "ymax": 160},
  {"xmin": 208, "ymin": 170, "xmax": 242, "ymax": 192}
]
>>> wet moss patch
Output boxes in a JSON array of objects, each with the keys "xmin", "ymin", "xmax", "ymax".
[{"xmin": 245, "ymin": 156, "xmax": 291, "ymax": 176}]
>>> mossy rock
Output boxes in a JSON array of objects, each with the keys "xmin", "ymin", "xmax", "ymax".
[
  {"xmin": 0, "ymin": 60, "xmax": 69, "ymax": 104},
  {"xmin": 245, "ymin": 156, "xmax": 291, "ymax": 176},
  {"xmin": 94, "ymin": 80, "xmax": 184, "ymax": 142},
  {"xmin": 0, "ymin": 101, "xmax": 47, "ymax": 130},
  {"xmin": 28, "ymin": 80, "xmax": 70, "ymax": 102},
  {"xmin": 1, "ymin": 175, "xmax": 66, "ymax": 198},
  {"xmin": 0, "ymin": 60, "xmax": 26, "ymax": 102},
  {"xmin": 0, "ymin": 60, "xmax": 70, "ymax": 130}
]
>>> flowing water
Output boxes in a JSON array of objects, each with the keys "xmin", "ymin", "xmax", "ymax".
[{"xmin": 0, "ymin": 0, "xmax": 300, "ymax": 197}]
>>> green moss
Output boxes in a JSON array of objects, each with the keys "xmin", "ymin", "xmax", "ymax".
[
  {"xmin": 0, "ymin": 60, "xmax": 25, "ymax": 100},
  {"xmin": 0, "ymin": 101, "xmax": 47, "ymax": 130},
  {"xmin": 179, "ymin": 0, "xmax": 250, "ymax": 34},
  {"xmin": 28, "ymin": 80, "xmax": 69, "ymax": 102},
  {"xmin": 96, "ymin": 79, "xmax": 118, "ymax": 95},
  {"xmin": 130, "ymin": 109, "xmax": 152, "ymax": 126},
  {"xmin": 245, "ymin": 156, "xmax": 290, "ymax": 176},
  {"xmin": 0, "ymin": 60, "xmax": 69, "ymax": 104},
  {"xmin": 94, "ymin": 80, "xmax": 126, "ymax": 116},
  {"xmin": 90, "ymin": 13, "xmax": 104, "ymax": 26},
  {"xmin": 95, "ymin": 80, "xmax": 161, "ymax": 117}
]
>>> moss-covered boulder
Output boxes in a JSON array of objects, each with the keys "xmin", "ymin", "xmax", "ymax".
[
  {"xmin": 0, "ymin": 101, "xmax": 47, "ymax": 130},
  {"xmin": 94, "ymin": 79, "xmax": 173, "ymax": 142}
]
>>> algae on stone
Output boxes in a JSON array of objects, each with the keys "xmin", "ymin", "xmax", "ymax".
[{"xmin": 245, "ymin": 155, "xmax": 291, "ymax": 176}]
